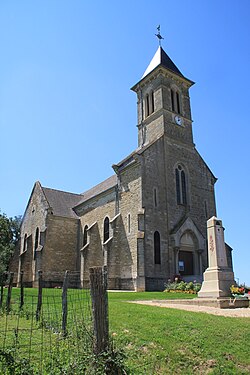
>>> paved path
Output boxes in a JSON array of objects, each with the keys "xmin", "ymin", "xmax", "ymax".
[{"xmin": 132, "ymin": 300, "xmax": 250, "ymax": 318}]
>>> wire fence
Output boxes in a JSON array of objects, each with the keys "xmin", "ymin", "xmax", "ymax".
[{"xmin": 0, "ymin": 270, "xmax": 94, "ymax": 374}]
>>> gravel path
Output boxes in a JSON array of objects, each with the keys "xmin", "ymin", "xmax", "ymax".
[{"xmin": 132, "ymin": 300, "xmax": 250, "ymax": 318}]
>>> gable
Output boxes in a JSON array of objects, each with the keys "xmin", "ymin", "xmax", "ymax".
[
  {"xmin": 194, "ymin": 148, "xmax": 217, "ymax": 185},
  {"xmin": 22, "ymin": 181, "xmax": 49, "ymax": 225},
  {"xmin": 170, "ymin": 216, "xmax": 205, "ymax": 250}
]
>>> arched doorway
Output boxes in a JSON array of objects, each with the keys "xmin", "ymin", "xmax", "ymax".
[
  {"xmin": 178, "ymin": 232, "xmax": 195, "ymax": 277},
  {"xmin": 171, "ymin": 217, "xmax": 205, "ymax": 282}
]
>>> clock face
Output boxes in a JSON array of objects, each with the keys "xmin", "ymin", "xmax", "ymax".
[{"xmin": 174, "ymin": 115, "xmax": 182, "ymax": 126}]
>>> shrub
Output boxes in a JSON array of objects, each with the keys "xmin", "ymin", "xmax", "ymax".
[
  {"xmin": 164, "ymin": 280, "xmax": 201, "ymax": 294},
  {"xmin": 193, "ymin": 282, "xmax": 202, "ymax": 293},
  {"xmin": 185, "ymin": 282, "xmax": 194, "ymax": 291},
  {"xmin": 0, "ymin": 349, "xmax": 34, "ymax": 374},
  {"xmin": 176, "ymin": 281, "xmax": 186, "ymax": 291}
]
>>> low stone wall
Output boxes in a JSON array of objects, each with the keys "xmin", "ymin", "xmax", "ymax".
[
  {"xmin": 145, "ymin": 277, "xmax": 166, "ymax": 291},
  {"xmin": 154, "ymin": 297, "xmax": 249, "ymax": 309}
]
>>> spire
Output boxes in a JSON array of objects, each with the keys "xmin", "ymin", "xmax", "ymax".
[{"xmin": 141, "ymin": 46, "xmax": 184, "ymax": 79}]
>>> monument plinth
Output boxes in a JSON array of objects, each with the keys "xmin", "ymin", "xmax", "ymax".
[{"xmin": 198, "ymin": 216, "xmax": 235, "ymax": 298}]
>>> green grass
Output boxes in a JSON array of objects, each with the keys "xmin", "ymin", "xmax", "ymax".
[
  {"xmin": 108, "ymin": 290, "xmax": 196, "ymax": 301},
  {"xmin": 0, "ymin": 287, "xmax": 93, "ymax": 374},
  {"xmin": 0, "ymin": 288, "xmax": 250, "ymax": 374},
  {"xmin": 108, "ymin": 292, "xmax": 250, "ymax": 374}
]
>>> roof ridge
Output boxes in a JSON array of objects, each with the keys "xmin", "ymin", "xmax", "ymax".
[
  {"xmin": 81, "ymin": 175, "xmax": 116, "ymax": 195},
  {"xmin": 42, "ymin": 186, "xmax": 83, "ymax": 197}
]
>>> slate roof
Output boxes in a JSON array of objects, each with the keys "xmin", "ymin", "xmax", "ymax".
[
  {"xmin": 75, "ymin": 175, "xmax": 117, "ymax": 207},
  {"xmin": 113, "ymin": 137, "xmax": 162, "ymax": 170},
  {"xmin": 42, "ymin": 187, "xmax": 82, "ymax": 219},
  {"xmin": 113, "ymin": 150, "xmax": 137, "ymax": 169},
  {"xmin": 142, "ymin": 46, "xmax": 184, "ymax": 79}
]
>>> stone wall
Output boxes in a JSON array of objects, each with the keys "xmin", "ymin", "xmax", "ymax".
[
  {"xmin": 41, "ymin": 215, "xmax": 79, "ymax": 287},
  {"xmin": 78, "ymin": 189, "xmax": 117, "ymax": 288},
  {"xmin": 18, "ymin": 182, "xmax": 80, "ymax": 287},
  {"xmin": 18, "ymin": 182, "xmax": 49, "ymax": 285},
  {"xmin": 164, "ymin": 139, "xmax": 216, "ymax": 235},
  {"xmin": 118, "ymin": 161, "xmax": 142, "ymax": 289},
  {"xmin": 140, "ymin": 131, "xmax": 217, "ymax": 290},
  {"xmin": 164, "ymin": 136, "xmax": 216, "ymax": 274},
  {"xmin": 78, "ymin": 162, "xmax": 143, "ymax": 290},
  {"xmin": 141, "ymin": 138, "xmax": 170, "ymax": 290}
]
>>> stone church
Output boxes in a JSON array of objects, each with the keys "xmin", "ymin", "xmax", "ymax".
[{"xmin": 16, "ymin": 46, "xmax": 231, "ymax": 291}]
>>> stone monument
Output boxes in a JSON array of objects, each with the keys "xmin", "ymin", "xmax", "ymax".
[{"xmin": 198, "ymin": 216, "xmax": 235, "ymax": 298}]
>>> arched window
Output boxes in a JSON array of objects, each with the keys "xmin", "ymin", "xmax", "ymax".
[
  {"xmin": 171, "ymin": 88, "xmax": 181, "ymax": 114},
  {"xmin": 83, "ymin": 225, "xmax": 88, "ymax": 246},
  {"xmin": 175, "ymin": 168, "xmax": 181, "ymax": 204},
  {"xmin": 34, "ymin": 228, "xmax": 39, "ymax": 250},
  {"xmin": 103, "ymin": 217, "xmax": 110, "ymax": 243},
  {"xmin": 145, "ymin": 94, "xmax": 150, "ymax": 117},
  {"xmin": 181, "ymin": 170, "xmax": 187, "ymax": 205},
  {"xmin": 154, "ymin": 231, "xmax": 161, "ymax": 264},
  {"xmin": 175, "ymin": 165, "xmax": 187, "ymax": 205},
  {"xmin": 23, "ymin": 234, "xmax": 27, "ymax": 253},
  {"xmin": 128, "ymin": 214, "xmax": 131, "ymax": 234}
]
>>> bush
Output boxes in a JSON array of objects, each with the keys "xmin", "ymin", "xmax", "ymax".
[
  {"xmin": 164, "ymin": 279, "xmax": 201, "ymax": 294},
  {"xmin": 176, "ymin": 281, "xmax": 186, "ymax": 291},
  {"xmin": 193, "ymin": 282, "xmax": 202, "ymax": 293},
  {"xmin": 185, "ymin": 282, "xmax": 194, "ymax": 291}
]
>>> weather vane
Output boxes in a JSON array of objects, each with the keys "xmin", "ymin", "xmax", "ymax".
[{"xmin": 155, "ymin": 25, "xmax": 164, "ymax": 46}]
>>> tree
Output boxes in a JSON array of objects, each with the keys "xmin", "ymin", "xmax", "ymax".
[
  {"xmin": 0, "ymin": 212, "xmax": 22, "ymax": 275},
  {"xmin": 10, "ymin": 215, "xmax": 22, "ymax": 246}
]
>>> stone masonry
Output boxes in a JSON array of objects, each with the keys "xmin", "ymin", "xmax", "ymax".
[{"xmin": 14, "ymin": 46, "xmax": 233, "ymax": 290}]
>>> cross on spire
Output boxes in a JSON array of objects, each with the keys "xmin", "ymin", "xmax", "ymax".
[{"xmin": 155, "ymin": 25, "xmax": 164, "ymax": 46}]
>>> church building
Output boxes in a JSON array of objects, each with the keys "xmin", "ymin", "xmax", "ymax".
[{"xmin": 17, "ymin": 46, "xmax": 226, "ymax": 291}]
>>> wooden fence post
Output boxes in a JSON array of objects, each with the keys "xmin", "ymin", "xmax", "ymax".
[
  {"xmin": 36, "ymin": 270, "xmax": 43, "ymax": 321},
  {"xmin": 20, "ymin": 271, "xmax": 24, "ymax": 310},
  {"xmin": 89, "ymin": 266, "xmax": 109, "ymax": 355},
  {"xmin": 62, "ymin": 270, "xmax": 69, "ymax": 337},
  {"xmin": 6, "ymin": 272, "xmax": 14, "ymax": 313}
]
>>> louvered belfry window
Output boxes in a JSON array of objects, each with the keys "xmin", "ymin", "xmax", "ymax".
[{"xmin": 171, "ymin": 89, "xmax": 181, "ymax": 114}]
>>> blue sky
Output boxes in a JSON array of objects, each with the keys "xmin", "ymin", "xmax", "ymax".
[{"xmin": 0, "ymin": 1, "xmax": 249, "ymax": 285}]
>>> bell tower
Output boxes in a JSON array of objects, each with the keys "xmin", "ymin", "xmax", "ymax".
[{"xmin": 131, "ymin": 47, "xmax": 195, "ymax": 147}]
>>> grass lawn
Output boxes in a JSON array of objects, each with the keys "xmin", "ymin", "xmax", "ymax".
[
  {"xmin": 0, "ymin": 289, "xmax": 249, "ymax": 374},
  {"xmin": 108, "ymin": 292, "xmax": 250, "ymax": 374}
]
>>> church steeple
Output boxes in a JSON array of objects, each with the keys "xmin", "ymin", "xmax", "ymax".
[
  {"xmin": 131, "ymin": 47, "xmax": 194, "ymax": 148},
  {"xmin": 141, "ymin": 46, "xmax": 184, "ymax": 80}
]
